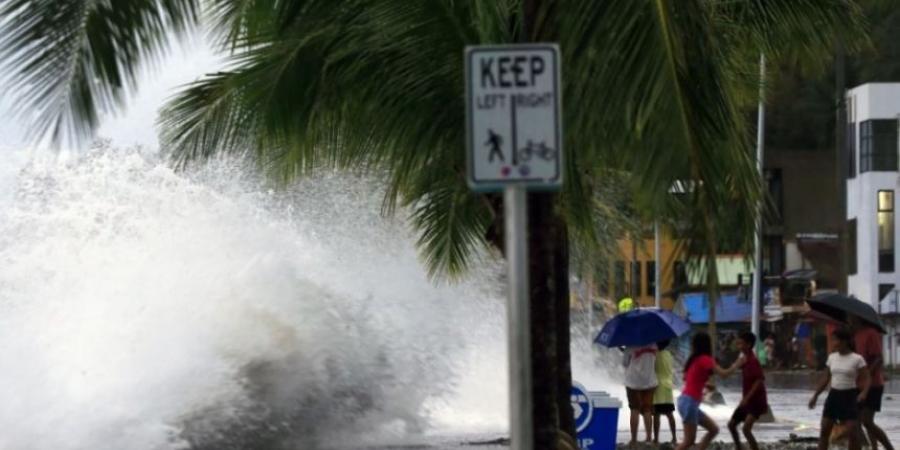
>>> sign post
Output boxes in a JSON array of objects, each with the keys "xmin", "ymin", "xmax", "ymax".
[{"xmin": 466, "ymin": 44, "xmax": 562, "ymax": 450}]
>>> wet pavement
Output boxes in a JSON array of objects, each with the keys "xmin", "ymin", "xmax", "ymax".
[
  {"xmin": 349, "ymin": 371, "xmax": 900, "ymax": 449},
  {"xmin": 615, "ymin": 370, "xmax": 900, "ymax": 446}
]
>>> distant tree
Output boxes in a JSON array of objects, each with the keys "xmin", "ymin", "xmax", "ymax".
[{"xmin": 766, "ymin": 1, "xmax": 900, "ymax": 153}]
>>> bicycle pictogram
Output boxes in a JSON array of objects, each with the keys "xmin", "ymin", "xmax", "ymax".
[{"xmin": 516, "ymin": 140, "xmax": 557, "ymax": 163}]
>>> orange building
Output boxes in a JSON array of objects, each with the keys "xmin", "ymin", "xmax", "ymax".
[{"xmin": 601, "ymin": 232, "xmax": 685, "ymax": 310}]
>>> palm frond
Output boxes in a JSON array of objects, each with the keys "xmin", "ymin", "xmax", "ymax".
[
  {"xmin": 712, "ymin": 0, "xmax": 869, "ymax": 64},
  {"xmin": 206, "ymin": 0, "xmax": 278, "ymax": 50},
  {"xmin": 158, "ymin": 0, "xmax": 866, "ymax": 278},
  {"xmin": 160, "ymin": 0, "xmax": 513, "ymax": 277},
  {"xmin": 559, "ymin": 0, "xmax": 760, "ymax": 260},
  {"xmin": 405, "ymin": 166, "xmax": 495, "ymax": 279},
  {"xmin": 0, "ymin": 0, "xmax": 199, "ymax": 144}
]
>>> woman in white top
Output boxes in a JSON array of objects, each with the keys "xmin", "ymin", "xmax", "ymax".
[
  {"xmin": 623, "ymin": 343, "xmax": 658, "ymax": 445},
  {"xmin": 809, "ymin": 328, "xmax": 871, "ymax": 450}
]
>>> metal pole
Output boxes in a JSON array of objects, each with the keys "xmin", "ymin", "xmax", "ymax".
[
  {"xmin": 505, "ymin": 185, "xmax": 533, "ymax": 450},
  {"xmin": 888, "ymin": 289, "xmax": 900, "ymax": 368},
  {"xmin": 752, "ymin": 54, "xmax": 766, "ymax": 337},
  {"xmin": 655, "ymin": 221, "xmax": 661, "ymax": 308}
]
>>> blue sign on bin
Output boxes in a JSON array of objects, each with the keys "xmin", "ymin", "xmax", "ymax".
[
  {"xmin": 572, "ymin": 383, "xmax": 593, "ymax": 433},
  {"xmin": 572, "ymin": 382, "xmax": 622, "ymax": 450}
]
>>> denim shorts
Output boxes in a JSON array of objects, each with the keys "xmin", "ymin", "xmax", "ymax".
[{"xmin": 677, "ymin": 394, "xmax": 707, "ymax": 425}]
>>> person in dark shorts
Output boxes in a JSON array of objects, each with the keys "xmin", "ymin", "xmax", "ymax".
[
  {"xmin": 623, "ymin": 343, "xmax": 658, "ymax": 445},
  {"xmin": 675, "ymin": 332, "xmax": 737, "ymax": 450},
  {"xmin": 809, "ymin": 328, "xmax": 871, "ymax": 450},
  {"xmin": 850, "ymin": 315, "xmax": 895, "ymax": 450},
  {"xmin": 653, "ymin": 339, "xmax": 677, "ymax": 444},
  {"xmin": 727, "ymin": 332, "xmax": 768, "ymax": 450}
]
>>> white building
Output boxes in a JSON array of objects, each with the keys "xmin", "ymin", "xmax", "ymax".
[{"xmin": 845, "ymin": 83, "xmax": 900, "ymax": 367}]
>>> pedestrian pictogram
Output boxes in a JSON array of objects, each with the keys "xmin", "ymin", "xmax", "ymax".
[
  {"xmin": 486, "ymin": 129, "xmax": 504, "ymax": 162},
  {"xmin": 466, "ymin": 44, "xmax": 562, "ymax": 191}
]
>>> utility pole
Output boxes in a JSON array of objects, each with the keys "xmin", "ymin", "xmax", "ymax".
[
  {"xmin": 752, "ymin": 54, "xmax": 766, "ymax": 337},
  {"xmin": 504, "ymin": 186, "xmax": 532, "ymax": 450},
  {"xmin": 655, "ymin": 221, "xmax": 661, "ymax": 308},
  {"xmin": 835, "ymin": 43, "xmax": 848, "ymax": 295}
]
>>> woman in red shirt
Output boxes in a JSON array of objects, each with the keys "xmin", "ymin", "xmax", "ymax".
[{"xmin": 675, "ymin": 332, "xmax": 737, "ymax": 450}]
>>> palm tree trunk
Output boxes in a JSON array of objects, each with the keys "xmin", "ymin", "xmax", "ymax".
[
  {"xmin": 520, "ymin": 0, "xmax": 574, "ymax": 446},
  {"xmin": 526, "ymin": 192, "xmax": 574, "ymax": 447},
  {"xmin": 554, "ymin": 210, "xmax": 575, "ymax": 437}
]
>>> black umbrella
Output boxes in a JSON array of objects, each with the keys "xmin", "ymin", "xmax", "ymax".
[{"xmin": 807, "ymin": 292, "xmax": 886, "ymax": 334}]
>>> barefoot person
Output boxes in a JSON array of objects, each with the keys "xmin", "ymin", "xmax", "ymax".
[
  {"xmin": 653, "ymin": 339, "xmax": 677, "ymax": 445},
  {"xmin": 623, "ymin": 343, "xmax": 658, "ymax": 445},
  {"xmin": 675, "ymin": 332, "xmax": 736, "ymax": 450},
  {"xmin": 850, "ymin": 315, "xmax": 894, "ymax": 450},
  {"xmin": 727, "ymin": 332, "xmax": 768, "ymax": 450},
  {"xmin": 809, "ymin": 328, "xmax": 871, "ymax": 450}
]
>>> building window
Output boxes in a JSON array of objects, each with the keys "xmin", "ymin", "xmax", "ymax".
[
  {"xmin": 597, "ymin": 269, "xmax": 611, "ymax": 299},
  {"xmin": 860, "ymin": 120, "xmax": 898, "ymax": 173},
  {"xmin": 614, "ymin": 261, "xmax": 626, "ymax": 299},
  {"xmin": 631, "ymin": 261, "xmax": 642, "ymax": 297},
  {"xmin": 765, "ymin": 236, "xmax": 785, "ymax": 276},
  {"xmin": 878, "ymin": 190, "xmax": 894, "ymax": 273},
  {"xmin": 674, "ymin": 261, "xmax": 688, "ymax": 289},
  {"xmin": 848, "ymin": 219, "xmax": 857, "ymax": 275},
  {"xmin": 646, "ymin": 261, "xmax": 656, "ymax": 297},
  {"xmin": 879, "ymin": 284, "xmax": 895, "ymax": 303},
  {"xmin": 766, "ymin": 169, "xmax": 784, "ymax": 225},
  {"xmin": 847, "ymin": 122, "xmax": 856, "ymax": 179}
]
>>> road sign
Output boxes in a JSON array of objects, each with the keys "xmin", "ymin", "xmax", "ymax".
[
  {"xmin": 466, "ymin": 44, "xmax": 562, "ymax": 191},
  {"xmin": 465, "ymin": 43, "xmax": 563, "ymax": 450}
]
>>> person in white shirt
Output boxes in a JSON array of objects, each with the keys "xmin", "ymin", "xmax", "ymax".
[
  {"xmin": 623, "ymin": 343, "xmax": 658, "ymax": 445},
  {"xmin": 809, "ymin": 328, "xmax": 871, "ymax": 450}
]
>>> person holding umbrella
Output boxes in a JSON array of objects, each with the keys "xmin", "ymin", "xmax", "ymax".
[
  {"xmin": 623, "ymin": 342, "xmax": 658, "ymax": 445},
  {"xmin": 595, "ymin": 308, "xmax": 691, "ymax": 447},
  {"xmin": 849, "ymin": 315, "xmax": 894, "ymax": 450}
]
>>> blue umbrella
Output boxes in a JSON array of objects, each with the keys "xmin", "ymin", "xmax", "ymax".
[{"xmin": 594, "ymin": 308, "xmax": 691, "ymax": 347}]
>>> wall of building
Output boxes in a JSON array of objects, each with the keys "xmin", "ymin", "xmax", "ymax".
[
  {"xmin": 763, "ymin": 149, "xmax": 840, "ymax": 287},
  {"xmin": 765, "ymin": 151, "xmax": 840, "ymax": 239},
  {"xmin": 846, "ymin": 83, "xmax": 900, "ymax": 308},
  {"xmin": 846, "ymin": 171, "xmax": 896, "ymax": 306},
  {"xmin": 845, "ymin": 83, "xmax": 900, "ymax": 367},
  {"xmin": 603, "ymin": 233, "xmax": 680, "ymax": 310}
]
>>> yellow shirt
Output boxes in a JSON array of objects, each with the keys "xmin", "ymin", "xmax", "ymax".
[{"xmin": 653, "ymin": 349, "xmax": 675, "ymax": 405}]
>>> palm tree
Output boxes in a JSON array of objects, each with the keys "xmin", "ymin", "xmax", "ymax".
[{"xmin": 0, "ymin": 0, "xmax": 868, "ymax": 446}]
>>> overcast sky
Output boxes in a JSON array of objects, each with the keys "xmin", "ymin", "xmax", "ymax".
[{"xmin": 0, "ymin": 37, "xmax": 221, "ymax": 151}]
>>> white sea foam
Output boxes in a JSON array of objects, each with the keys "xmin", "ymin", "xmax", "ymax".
[{"xmin": 0, "ymin": 148, "xmax": 508, "ymax": 449}]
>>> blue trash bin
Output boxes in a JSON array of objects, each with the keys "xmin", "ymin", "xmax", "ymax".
[{"xmin": 572, "ymin": 382, "xmax": 622, "ymax": 450}]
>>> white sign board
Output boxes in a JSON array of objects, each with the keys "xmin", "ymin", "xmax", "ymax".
[{"xmin": 466, "ymin": 44, "xmax": 562, "ymax": 191}]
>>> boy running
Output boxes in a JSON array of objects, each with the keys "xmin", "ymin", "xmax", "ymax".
[{"xmin": 727, "ymin": 332, "xmax": 768, "ymax": 450}]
